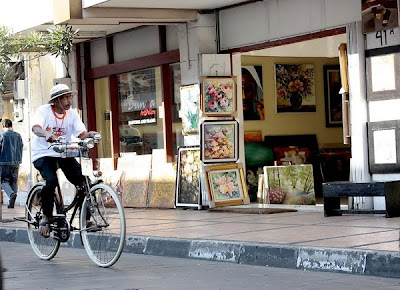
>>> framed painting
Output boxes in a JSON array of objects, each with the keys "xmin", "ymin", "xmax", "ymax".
[
  {"xmin": 200, "ymin": 76, "xmax": 237, "ymax": 117},
  {"xmin": 200, "ymin": 120, "xmax": 239, "ymax": 163},
  {"xmin": 180, "ymin": 84, "xmax": 200, "ymax": 135},
  {"xmin": 275, "ymin": 64, "xmax": 316, "ymax": 113},
  {"xmin": 323, "ymin": 66, "xmax": 343, "ymax": 127},
  {"xmin": 366, "ymin": 51, "xmax": 400, "ymax": 101},
  {"xmin": 175, "ymin": 146, "xmax": 201, "ymax": 207},
  {"xmin": 242, "ymin": 66, "xmax": 264, "ymax": 120},
  {"xmin": 367, "ymin": 120, "xmax": 400, "ymax": 173},
  {"xmin": 263, "ymin": 164, "xmax": 316, "ymax": 205},
  {"xmin": 264, "ymin": 134, "xmax": 323, "ymax": 198},
  {"xmin": 204, "ymin": 163, "xmax": 250, "ymax": 208}
]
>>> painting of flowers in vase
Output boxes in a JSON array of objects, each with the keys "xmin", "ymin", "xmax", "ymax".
[
  {"xmin": 275, "ymin": 64, "xmax": 316, "ymax": 113},
  {"xmin": 263, "ymin": 164, "xmax": 316, "ymax": 205},
  {"xmin": 201, "ymin": 120, "xmax": 238, "ymax": 163},
  {"xmin": 201, "ymin": 77, "xmax": 236, "ymax": 116},
  {"xmin": 204, "ymin": 163, "xmax": 249, "ymax": 207}
]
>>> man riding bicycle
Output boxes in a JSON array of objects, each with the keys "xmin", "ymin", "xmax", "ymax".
[{"xmin": 31, "ymin": 84, "xmax": 98, "ymax": 238}]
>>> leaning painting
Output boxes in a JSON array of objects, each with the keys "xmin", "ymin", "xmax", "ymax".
[
  {"xmin": 275, "ymin": 64, "xmax": 316, "ymax": 113},
  {"xmin": 175, "ymin": 146, "xmax": 201, "ymax": 207},
  {"xmin": 264, "ymin": 165, "xmax": 316, "ymax": 205},
  {"xmin": 180, "ymin": 84, "xmax": 200, "ymax": 135},
  {"xmin": 204, "ymin": 163, "xmax": 250, "ymax": 208}
]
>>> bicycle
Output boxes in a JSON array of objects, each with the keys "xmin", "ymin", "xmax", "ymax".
[{"xmin": 15, "ymin": 135, "xmax": 126, "ymax": 267}]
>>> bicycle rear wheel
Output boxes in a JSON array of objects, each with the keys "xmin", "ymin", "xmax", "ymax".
[
  {"xmin": 80, "ymin": 183, "xmax": 126, "ymax": 267},
  {"xmin": 26, "ymin": 184, "xmax": 60, "ymax": 260}
]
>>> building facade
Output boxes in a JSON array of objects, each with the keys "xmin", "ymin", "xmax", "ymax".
[{"xmin": 0, "ymin": 0, "xmax": 397, "ymax": 210}]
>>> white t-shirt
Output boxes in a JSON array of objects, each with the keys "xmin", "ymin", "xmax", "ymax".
[{"xmin": 31, "ymin": 104, "xmax": 87, "ymax": 162}]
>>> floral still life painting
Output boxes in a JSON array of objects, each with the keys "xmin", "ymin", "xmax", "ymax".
[
  {"xmin": 204, "ymin": 163, "xmax": 249, "ymax": 207},
  {"xmin": 201, "ymin": 120, "xmax": 238, "ymax": 163},
  {"xmin": 175, "ymin": 146, "xmax": 201, "ymax": 207},
  {"xmin": 263, "ymin": 164, "xmax": 316, "ymax": 205},
  {"xmin": 201, "ymin": 77, "xmax": 236, "ymax": 116},
  {"xmin": 180, "ymin": 84, "xmax": 200, "ymax": 135},
  {"xmin": 275, "ymin": 64, "xmax": 316, "ymax": 113},
  {"xmin": 209, "ymin": 169, "xmax": 242, "ymax": 201}
]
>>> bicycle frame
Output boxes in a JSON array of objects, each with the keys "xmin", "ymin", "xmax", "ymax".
[{"xmin": 20, "ymin": 134, "xmax": 126, "ymax": 267}]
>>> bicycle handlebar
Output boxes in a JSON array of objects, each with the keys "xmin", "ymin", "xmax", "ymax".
[{"xmin": 50, "ymin": 134, "xmax": 102, "ymax": 156}]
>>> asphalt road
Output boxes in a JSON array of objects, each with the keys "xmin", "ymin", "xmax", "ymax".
[{"xmin": 1, "ymin": 242, "xmax": 399, "ymax": 290}]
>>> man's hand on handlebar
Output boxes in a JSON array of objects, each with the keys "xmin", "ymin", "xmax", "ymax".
[
  {"xmin": 79, "ymin": 131, "xmax": 100, "ymax": 140},
  {"xmin": 45, "ymin": 132, "xmax": 57, "ymax": 143}
]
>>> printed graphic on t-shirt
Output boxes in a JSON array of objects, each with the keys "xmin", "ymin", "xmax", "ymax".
[{"xmin": 45, "ymin": 125, "xmax": 66, "ymax": 137}]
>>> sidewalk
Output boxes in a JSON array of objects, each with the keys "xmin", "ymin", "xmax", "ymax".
[{"xmin": 1, "ymin": 204, "xmax": 399, "ymax": 278}]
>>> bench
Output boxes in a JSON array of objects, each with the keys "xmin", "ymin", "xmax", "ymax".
[{"xmin": 323, "ymin": 180, "xmax": 400, "ymax": 217}]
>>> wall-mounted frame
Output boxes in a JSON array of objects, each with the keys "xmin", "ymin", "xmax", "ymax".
[
  {"xmin": 367, "ymin": 120, "xmax": 400, "ymax": 173},
  {"xmin": 200, "ymin": 76, "xmax": 237, "ymax": 117},
  {"xmin": 366, "ymin": 49, "xmax": 400, "ymax": 101},
  {"xmin": 201, "ymin": 120, "xmax": 239, "ymax": 163},
  {"xmin": 242, "ymin": 66, "xmax": 264, "ymax": 120},
  {"xmin": 323, "ymin": 65, "xmax": 343, "ymax": 127},
  {"xmin": 203, "ymin": 163, "xmax": 250, "ymax": 208},
  {"xmin": 175, "ymin": 146, "xmax": 201, "ymax": 208},
  {"xmin": 180, "ymin": 84, "xmax": 200, "ymax": 135},
  {"xmin": 275, "ymin": 64, "xmax": 316, "ymax": 113}
]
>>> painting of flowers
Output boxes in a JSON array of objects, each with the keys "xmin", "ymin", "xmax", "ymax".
[
  {"xmin": 263, "ymin": 164, "xmax": 316, "ymax": 205},
  {"xmin": 204, "ymin": 163, "xmax": 250, "ymax": 207},
  {"xmin": 275, "ymin": 64, "xmax": 316, "ymax": 113},
  {"xmin": 201, "ymin": 120, "xmax": 238, "ymax": 163},
  {"xmin": 201, "ymin": 77, "xmax": 236, "ymax": 116},
  {"xmin": 175, "ymin": 146, "xmax": 201, "ymax": 207},
  {"xmin": 180, "ymin": 84, "xmax": 200, "ymax": 135}
]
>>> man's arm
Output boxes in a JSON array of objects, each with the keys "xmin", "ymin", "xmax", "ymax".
[
  {"xmin": 78, "ymin": 131, "xmax": 99, "ymax": 140},
  {"xmin": 32, "ymin": 125, "xmax": 57, "ymax": 143}
]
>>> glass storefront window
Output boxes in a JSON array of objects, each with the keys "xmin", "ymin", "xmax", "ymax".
[{"xmin": 117, "ymin": 67, "xmax": 164, "ymax": 155}]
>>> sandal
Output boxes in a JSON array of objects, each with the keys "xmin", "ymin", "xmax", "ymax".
[{"xmin": 39, "ymin": 221, "xmax": 51, "ymax": 238}]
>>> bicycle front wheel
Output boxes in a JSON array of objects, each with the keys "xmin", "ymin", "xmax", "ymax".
[
  {"xmin": 80, "ymin": 183, "xmax": 126, "ymax": 267},
  {"xmin": 26, "ymin": 184, "xmax": 60, "ymax": 260}
]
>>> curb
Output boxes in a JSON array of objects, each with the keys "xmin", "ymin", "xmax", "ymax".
[{"xmin": 1, "ymin": 227, "xmax": 399, "ymax": 279}]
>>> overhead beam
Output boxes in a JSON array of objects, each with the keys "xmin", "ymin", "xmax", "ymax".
[{"xmin": 54, "ymin": 5, "xmax": 197, "ymax": 25}]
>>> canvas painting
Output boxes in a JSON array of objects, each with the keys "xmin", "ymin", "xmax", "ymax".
[
  {"xmin": 147, "ymin": 149, "xmax": 176, "ymax": 208},
  {"xmin": 204, "ymin": 163, "xmax": 249, "ymax": 208},
  {"xmin": 175, "ymin": 146, "xmax": 201, "ymax": 207},
  {"xmin": 323, "ymin": 66, "xmax": 342, "ymax": 127},
  {"xmin": 117, "ymin": 154, "xmax": 151, "ymax": 207},
  {"xmin": 180, "ymin": 84, "xmax": 200, "ymax": 135},
  {"xmin": 201, "ymin": 76, "xmax": 236, "ymax": 117},
  {"xmin": 201, "ymin": 120, "xmax": 238, "ymax": 163},
  {"xmin": 242, "ymin": 66, "xmax": 264, "ymax": 120},
  {"xmin": 263, "ymin": 164, "xmax": 316, "ymax": 205},
  {"xmin": 275, "ymin": 64, "xmax": 316, "ymax": 113}
]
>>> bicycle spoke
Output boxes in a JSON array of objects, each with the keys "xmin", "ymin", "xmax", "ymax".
[
  {"xmin": 80, "ymin": 184, "xmax": 126, "ymax": 267},
  {"xmin": 26, "ymin": 185, "xmax": 60, "ymax": 260}
]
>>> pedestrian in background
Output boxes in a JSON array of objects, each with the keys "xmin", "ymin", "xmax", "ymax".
[{"xmin": 0, "ymin": 119, "xmax": 23, "ymax": 208}]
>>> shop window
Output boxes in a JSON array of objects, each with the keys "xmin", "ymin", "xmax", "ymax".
[{"xmin": 117, "ymin": 67, "xmax": 164, "ymax": 154}]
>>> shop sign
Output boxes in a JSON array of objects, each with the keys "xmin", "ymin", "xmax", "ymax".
[{"xmin": 366, "ymin": 27, "xmax": 400, "ymax": 50}]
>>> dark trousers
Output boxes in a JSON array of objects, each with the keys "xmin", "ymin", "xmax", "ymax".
[
  {"xmin": 0, "ymin": 165, "xmax": 19, "ymax": 197},
  {"xmin": 33, "ymin": 157, "xmax": 85, "ymax": 217}
]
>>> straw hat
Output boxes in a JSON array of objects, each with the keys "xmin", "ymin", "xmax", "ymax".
[{"xmin": 49, "ymin": 84, "xmax": 77, "ymax": 102}]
